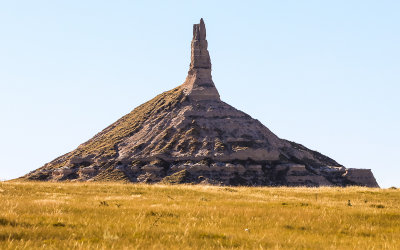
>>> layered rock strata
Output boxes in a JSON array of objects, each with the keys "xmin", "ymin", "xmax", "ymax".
[
  {"xmin": 21, "ymin": 19, "xmax": 379, "ymax": 187},
  {"xmin": 183, "ymin": 18, "xmax": 220, "ymax": 101}
]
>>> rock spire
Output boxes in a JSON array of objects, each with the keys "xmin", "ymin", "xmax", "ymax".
[{"xmin": 183, "ymin": 18, "xmax": 220, "ymax": 101}]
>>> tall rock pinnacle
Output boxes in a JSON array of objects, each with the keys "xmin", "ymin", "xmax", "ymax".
[{"xmin": 183, "ymin": 18, "xmax": 220, "ymax": 101}]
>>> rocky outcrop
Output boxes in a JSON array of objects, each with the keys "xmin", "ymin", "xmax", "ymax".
[
  {"xmin": 343, "ymin": 168, "xmax": 379, "ymax": 187},
  {"xmin": 274, "ymin": 164, "xmax": 332, "ymax": 186},
  {"xmin": 20, "ymin": 19, "xmax": 379, "ymax": 187},
  {"xmin": 183, "ymin": 18, "xmax": 220, "ymax": 101}
]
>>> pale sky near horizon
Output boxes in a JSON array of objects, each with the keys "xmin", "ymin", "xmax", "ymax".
[{"xmin": 0, "ymin": 1, "xmax": 399, "ymax": 187}]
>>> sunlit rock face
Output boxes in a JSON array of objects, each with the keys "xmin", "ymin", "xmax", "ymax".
[
  {"xmin": 21, "ymin": 19, "xmax": 379, "ymax": 187},
  {"xmin": 183, "ymin": 18, "xmax": 220, "ymax": 101}
]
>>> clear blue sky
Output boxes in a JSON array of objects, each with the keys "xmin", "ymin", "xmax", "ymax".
[{"xmin": 0, "ymin": 1, "xmax": 399, "ymax": 187}]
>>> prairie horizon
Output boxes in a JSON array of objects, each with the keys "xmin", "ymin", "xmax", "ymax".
[{"xmin": 1, "ymin": 2, "xmax": 399, "ymax": 249}]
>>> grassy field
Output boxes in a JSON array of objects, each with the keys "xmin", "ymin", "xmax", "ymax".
[{"xmin": 0, "ymin": 182, "xmax": 399, "ymax": 249}]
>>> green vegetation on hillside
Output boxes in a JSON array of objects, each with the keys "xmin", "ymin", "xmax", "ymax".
[
  {"xmin": 0, "ymin": 182, "xmax": 398, "ymax": 249},
  {"xmin": 28, "ymin": 86, "xmax": 186, "ymax": 175},
  {"xmin": 75, "ymin": 86, "xmax": 186, "ymax": 158}
]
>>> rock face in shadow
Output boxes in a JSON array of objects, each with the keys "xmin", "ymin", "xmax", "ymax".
[{"xmin": 21, "ymin": 19, "xmax": 379, "ymax": 187}]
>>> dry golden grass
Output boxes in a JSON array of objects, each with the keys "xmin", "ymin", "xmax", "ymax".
[{"xmin": 0, "ymin": 182, "xmax": 399, "ymax": 249}]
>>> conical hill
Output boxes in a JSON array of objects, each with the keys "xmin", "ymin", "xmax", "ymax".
[{"xmin": 22, "ymin": 19, "xmax": 378, "ymax": 187}]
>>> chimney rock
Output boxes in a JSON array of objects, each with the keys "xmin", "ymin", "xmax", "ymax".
[{"xmin": 184, "ymin": 18, "xmax": 220, "ymax": 101}]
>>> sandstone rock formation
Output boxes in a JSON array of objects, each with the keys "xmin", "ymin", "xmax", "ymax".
[{"xmin": 21, "ymin": 19, "xmax": 379, "ymax": 187}]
